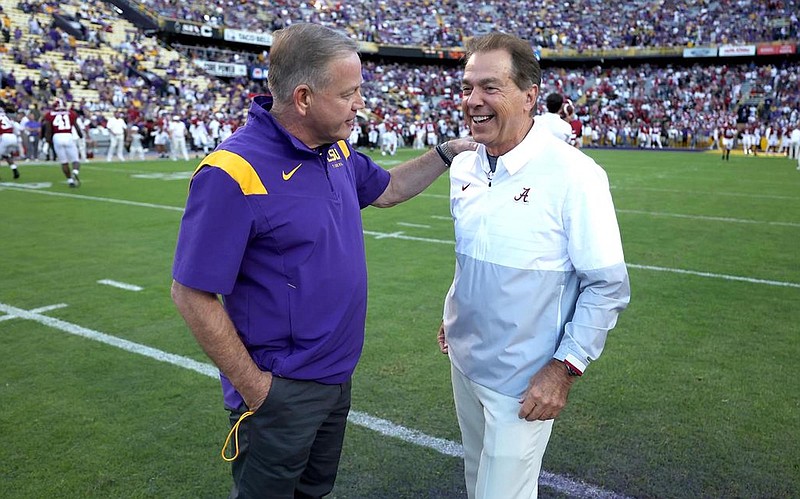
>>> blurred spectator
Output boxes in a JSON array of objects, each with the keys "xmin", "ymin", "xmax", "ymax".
[{"xmin": 23, "ymin": 110, "xmax": 41, "ymax": 160}]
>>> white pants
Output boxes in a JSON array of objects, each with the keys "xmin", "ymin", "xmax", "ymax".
[
  {"xmin": 0, "ymin": 133, "xmax": 18, "ymax": 158},
  {"xmin": 129, "ymin": 143, "xmax": 145, "ymax": 160},
  {"xmin": 170, "ymin": 137, "xmax": 189, "ymax": 160},
  {"xmin": 107, "ymin": 133, "xmax": 125, "ymax": 161},
  {"xmin": 53, "ymin": 134, "xmax": 79, "ymax": 164},
  {"xmin": 452, "ymin": 364, "xmax": 554, "ymax": 499}
]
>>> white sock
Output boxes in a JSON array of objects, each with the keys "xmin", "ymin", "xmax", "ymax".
[{"xmin": 73, "ymin": 169, "xmax": 80, "ymax": 176}]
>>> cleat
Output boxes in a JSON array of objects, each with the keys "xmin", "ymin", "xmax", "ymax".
[{"xmin": 13, "ymin": 169, "xmax": 20, "ymax": 179}]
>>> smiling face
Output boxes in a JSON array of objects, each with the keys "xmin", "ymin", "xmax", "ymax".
[
  {"xmin": 304, "ymin": 53, "xmax": 365, "ymax": 147},
  {"xmin": 461, "ymin": 49, "xmax": 538, "ymax": 156}
]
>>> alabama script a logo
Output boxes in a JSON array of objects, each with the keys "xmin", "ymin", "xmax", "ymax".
[{"xmin": 513, "ymin": 187, "xmax": 531, "ymax": 203}]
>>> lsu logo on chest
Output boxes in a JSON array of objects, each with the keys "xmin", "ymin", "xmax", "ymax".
[{"xmin": 327, "ymin": 148, "xmax": 344, "ymax": 168}]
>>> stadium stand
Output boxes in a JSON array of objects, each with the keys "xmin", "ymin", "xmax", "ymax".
[
  {"xmin": 0, "ymin": 0, "xmax": 797, "ymax": 159},
  {"xmin": 133, "ymin": 0, "xmax": 799, "ymax": 50}
]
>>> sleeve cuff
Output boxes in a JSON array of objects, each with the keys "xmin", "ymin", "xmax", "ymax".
[{"xmin": 558, "ymin": 353, "xmax": 587, "ymax": 375}]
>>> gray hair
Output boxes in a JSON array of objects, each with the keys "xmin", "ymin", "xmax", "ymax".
[
  {"xmin": 464, "ymin": 33, "xmax": 541, "ymax": 91},
  {"xmin": 267, "ymin": 23, "xmax": 359, "ymax": 104}
]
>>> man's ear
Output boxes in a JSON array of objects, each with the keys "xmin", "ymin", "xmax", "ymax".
[
  {"xmin": 525, "ymin": 85, "xmax": 539, "ymax": 115},
  {"xmin": 293, "ymin": 85, "xmax": 312, "ymax": 117}
]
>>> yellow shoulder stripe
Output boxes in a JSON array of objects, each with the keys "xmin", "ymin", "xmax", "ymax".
[
  {"xmin": 337, "ymin": 140, "xmax": 351, "ymax": 159},
  {"xmin": 193, "ymin": 150, "xmax": 267, "ymax": 195}
]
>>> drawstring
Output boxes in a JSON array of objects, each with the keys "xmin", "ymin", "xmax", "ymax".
[{"xmin": 221, "ymin": 410, "xmax": 254, "ymax": 462}]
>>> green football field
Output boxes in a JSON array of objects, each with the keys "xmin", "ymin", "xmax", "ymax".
[{"xmin": 1, "ymin": 147, "xmax": 798, "ymax": 498}]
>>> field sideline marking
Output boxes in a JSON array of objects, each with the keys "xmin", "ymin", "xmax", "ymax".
[
  {"xmin": 625, "ymin": 264, "xmax": 800, "ymax": 288},
  {"xmin": 3, "ymin": 186, "xmax": 797, "ymax": 229},
  {"xmin": 2, "ymin": 186, "xmax": 797, "ymax": 289},
  {"xmin": 364, "ymin": 231, "xmax": 800, "ymax": 288},
  {"xmin": 615, "ymin": 187, "xmax": 798, "ymax": 201},
  {"xmin": 397, "ymin": 222, "xmax": 431, "ymax": 229},
  {"xmin": 0, "ymin": 186, "xmax": 185, "ymax": 212},
  {"xmin": 616, "ymin": 209, "xmax": 800, "ymax": 228},
  {"xmin": 97, "ymin": 279, "xmax": 144, "ymax": 291},
  {"xmin": 0, "ymin": 301, "xmax": 628, "ymax": 499},
  {"xmin": 0, "ymin": 303, "xmax": 68, "ymax": 322}
]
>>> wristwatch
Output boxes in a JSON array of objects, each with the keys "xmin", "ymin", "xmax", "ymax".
[
  {"xmin": 435, "ymin": 142, "xmax": 456, "ymax": 167},
  {"xmin": 562, "ymin": 360, "xmax": 583, "ymax": 377}
]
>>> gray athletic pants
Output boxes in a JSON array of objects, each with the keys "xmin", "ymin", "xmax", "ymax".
[{"xmin": 227, "ymin": 377, "xmax": 351, "ymax": 499}]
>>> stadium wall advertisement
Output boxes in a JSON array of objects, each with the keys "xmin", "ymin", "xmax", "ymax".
[
  {"xmin": 540, "ymin": 46, "xmax": 683, "ymax": 60},
  {"xmin": 193, "ymin": 60, "xmax": 248, "ymax": 77},
  {"xmin": 224, "ymin": 29, "xmax": 273, "ymax": 46},
  {"xmin": 756, "ymin": 43, "xmax": 797, "ymax": 55},
  {"xmin": 163, "ymin": 19, "xmax": 223, "ymax": 40},
  {"xmin": 718, "ymin": 44, "xmax": 757, "ymax": 56},
  {"xmin": 683, "ymin": 47, "xmax": 718, "ymax": 58}
]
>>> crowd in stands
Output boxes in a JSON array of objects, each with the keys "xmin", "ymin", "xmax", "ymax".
[
  {"xmin": 1, "ymin": 0, "xmax": 799, "ymax": 162},
  {"xmin": 138, "ymin": 0, "xmax": 800, "ymax": 50}
]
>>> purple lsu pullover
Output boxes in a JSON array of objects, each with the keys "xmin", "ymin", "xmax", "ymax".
[{"xmin": 173, "ymin": 96, "xmax": 391, "ymax": 408}]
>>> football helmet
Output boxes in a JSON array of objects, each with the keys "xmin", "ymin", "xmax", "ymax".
[
  {"xmin": 561, "ymin": 99, "xmax": 575, "ymax": 118},
  {"xmin": 53, "ymin": 98, "xmax": 66, "ymax": 110}
]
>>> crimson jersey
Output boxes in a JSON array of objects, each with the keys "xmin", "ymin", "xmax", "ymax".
[
  {"xmin": 723, "ymin": 126, "xmax": 736, "ymax": 139},
  {"xmin": 44, "ymin": 110, "xmax": 79, "ymax": 135},
  {"xmin": 157, "ymin": 116, "xmax": 169, "ymax": 132},
  {"xmin": 0, "ymin": 113, "xmax": 15, "ymax": 134},
  {"xmin": 570, "ymin": 118, "xmax": 582, "ymax": 138}
]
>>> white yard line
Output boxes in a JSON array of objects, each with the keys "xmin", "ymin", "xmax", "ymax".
[
  {"xmin": 364, "ymin": 230, "xmax": 800, "ymax": 288},
  {"xmin": 0, "ymin": 301, "xmax": 629, "ymax": 498},
  {"xmin": 30, "ymin": 303, "xmax": 69, "ymax": 313},
  {"xmin": 97, "ymin": 279, "xmax": 144, "ymax": 291},
  {"xmin": 0, "ymin": 186, "xmax": 185, "ymax": 212},
  {"xmin": 617, "ymin": 209, "xmax": 800, "ymax": 228},
  {"xmin": 616, "ymin": 186, "xmax": 798, "ymax": 201},
  {"xmin": 2, "ymin": 186, "xmax": 797, "ymax": 288},
  {"xmin": 364, "ymin": 230, "xmax": 454, "ymax": 245},
  {"xmin": 626, "ymin": 264, "xmax": 800, "ymax": 288},
  {"xmin": 397, "ymin": 222, "xmax": 432, "ymax": 229},
  {"xmin": 79, "ymin": 165, "xmax": 154, "ymax": 174}
]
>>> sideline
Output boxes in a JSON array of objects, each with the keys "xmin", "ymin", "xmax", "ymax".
[
  {"xmin": 2, "ymin": 185, "xmax": 798, "ymax": 288},
  {"xmin": 363, "ymin": 231, "xmax": 800, "ymax": 289},
  {"xmin": 0, "ymin": 301, "xmax": 629, "ymax": 499}
]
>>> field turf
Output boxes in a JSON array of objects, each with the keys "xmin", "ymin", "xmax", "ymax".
[{"xmin": 1, "ymin": 147, "xmax": 798, "ymax": 498}]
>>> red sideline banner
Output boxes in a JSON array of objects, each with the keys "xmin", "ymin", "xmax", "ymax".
[
  {"xmin": 718, "ymin": 45, "xmax": 756, "ymax": 56},
  {"xmin": 756, "ymin": 43, "xmax": 797, "ymax": 55}
]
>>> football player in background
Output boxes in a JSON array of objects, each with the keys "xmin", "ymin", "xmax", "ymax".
[
  {"xmin": 0, "ymin": 106, "xmax": 21, "ymax": 179},
  {"xmin": 721, "ymin": 121, "xmax": 736, "ymax": 161},
  {"xmin": 561, "ymin": 98, "xmax": 582, "ymax": 148},
  {"xmin": 43, "ymin": 98, "xmax": 83, "ymax": 187}
]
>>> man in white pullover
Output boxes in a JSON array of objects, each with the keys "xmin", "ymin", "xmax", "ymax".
[{"xmin": 438, "ymin": 33, "xmax": 630, "ymax": 499}]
